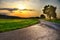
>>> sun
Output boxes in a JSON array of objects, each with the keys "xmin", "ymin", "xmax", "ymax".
[{"xmin": 17, "ymin": 4, "xmax": 26, "ymax": 10}]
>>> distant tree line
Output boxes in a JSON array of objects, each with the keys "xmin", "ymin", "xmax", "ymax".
[{"xmin": 0, "ymin": 14, "xmax": 21, "ymax": 19}]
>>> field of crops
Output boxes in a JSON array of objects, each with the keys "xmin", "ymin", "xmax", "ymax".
[{"xmin": 0, "ymin": 19, "xmax": 38, "ymax": 32}]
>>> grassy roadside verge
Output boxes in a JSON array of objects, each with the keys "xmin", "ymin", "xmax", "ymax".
[
  {"xmin": 47, "ymin": 19, "xmax": 60, "ymax": 24},
  {"xmin": 0, "ymin": 19, "xmax": 39, "ymax": 32}
]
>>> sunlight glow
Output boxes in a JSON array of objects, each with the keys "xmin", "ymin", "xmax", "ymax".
[{"xmin": 17, "ymin": 4, "xmax": 26, "ymax": 10}]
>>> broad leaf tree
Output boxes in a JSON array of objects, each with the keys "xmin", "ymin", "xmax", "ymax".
[{"xmin": 43, "ymin": 5, "xmax": 57, "ymax": 20}]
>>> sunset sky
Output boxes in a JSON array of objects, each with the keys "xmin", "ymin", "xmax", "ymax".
[{"xmin": 0, "ymin": 0, "xmax": 60, "ymax": 18}]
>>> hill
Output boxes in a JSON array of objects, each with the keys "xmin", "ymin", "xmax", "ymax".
[{"xmin": 0, "ymin": 14, "xmax": 21, "ymax": 19}]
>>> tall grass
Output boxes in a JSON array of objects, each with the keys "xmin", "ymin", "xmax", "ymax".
[{"xmin": 0, "ymin": 19, "xmax": 38, "ymax": 32}]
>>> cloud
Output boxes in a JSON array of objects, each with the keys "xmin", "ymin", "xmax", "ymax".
[{"xmin": 0, "ymin": 0, "xmax": 30, "ymax": 2}]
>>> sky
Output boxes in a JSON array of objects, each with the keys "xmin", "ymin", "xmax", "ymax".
[{"xmin": 0, "ymin": 0, "xmax": 60, "ymax": 18}]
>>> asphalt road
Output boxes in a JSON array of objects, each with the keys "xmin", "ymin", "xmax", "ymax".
[
  {"xmin": 40, "ymin": 20, "xmax": 60, "ymax": 30},
  {"xmin": 0, "ymin": 23, "xmax": 60, "ymax": 40}
]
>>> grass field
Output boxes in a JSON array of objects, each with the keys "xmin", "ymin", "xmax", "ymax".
[
  {"xmin": 48, "ymin": 19, "xmax": 60, "ymax": 24},
  {"xmin": 0, "ymin": 19, "xmax": 38, "ymax": 32}
]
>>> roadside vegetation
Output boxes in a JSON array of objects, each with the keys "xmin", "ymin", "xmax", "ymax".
[
  {"xmin": 0, "ymin": 19, "xmax": 38, "ymax": 32},
  {"xmin": 47, "ymin": 19, "xmax": 60, "ymax": 24}
]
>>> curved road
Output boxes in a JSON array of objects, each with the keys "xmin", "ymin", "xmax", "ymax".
[{"xmin": 0, "ymin": 23, "xmax": 60, "ymax": 40}]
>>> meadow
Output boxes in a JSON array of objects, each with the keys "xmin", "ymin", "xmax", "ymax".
[
  {"xmin": 0, "ymin": 19, "xmax": 38, "ymax": 32},
  {"xmin": 48, "ymin": 19, "xmax": 60, "ymax": 24}
]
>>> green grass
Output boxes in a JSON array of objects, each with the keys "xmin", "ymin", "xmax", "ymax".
[
  {"xmin": 47, "ymin": 19, "xmax": 60, "ymax": 24},
  {"xmin": 0, "ymin": 19, "xmax": 38, "ymax": 32}
]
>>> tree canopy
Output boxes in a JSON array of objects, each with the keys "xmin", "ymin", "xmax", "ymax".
[{"xmin": 43, "ymin": 5, "xmax": 57, "ymax": 20}]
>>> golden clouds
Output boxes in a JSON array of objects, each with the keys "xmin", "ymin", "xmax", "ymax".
[{"xmin": 9, "ymin": 10, "xmax": 40, "ymax": 18}]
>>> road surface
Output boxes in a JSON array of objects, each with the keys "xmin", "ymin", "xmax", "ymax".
[
  {"xmin": 40, "ymin": 20, "xmax": 60, "ymax": 30},
  {"xmin": 0, "ymin": 23, "xmax": 60, "ymax": 40}
]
